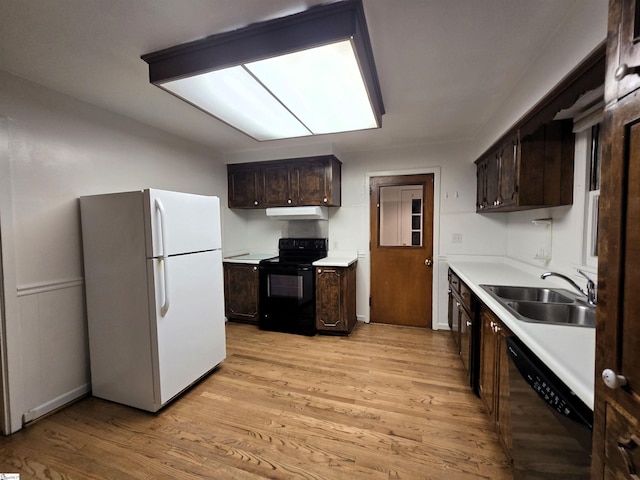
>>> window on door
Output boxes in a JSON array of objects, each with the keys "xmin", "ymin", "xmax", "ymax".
[{"xmin": 379, "ymin": 185, "xmax": 423, "ymax": 246}]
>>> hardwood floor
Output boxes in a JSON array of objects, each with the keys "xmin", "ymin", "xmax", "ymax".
[{"xmin": 0, "ymin": 322, "xmax": 512, "ymax": 479}]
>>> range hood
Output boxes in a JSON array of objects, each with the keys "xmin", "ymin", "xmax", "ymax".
[{"xmin": 266, "ymin": 206, "xmax": 329, "ymax": 220}]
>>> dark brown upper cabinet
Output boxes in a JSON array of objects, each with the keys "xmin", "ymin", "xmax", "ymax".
[
  {"xmin": 261, "ymin": 162, "xmax": 293, "ymax": 207},
  {"xmin": 475, "ymin": 44, "xmax": 605, "ymax": 213},
  {"xmin": 228, "ymin": 155, "xmax": 342, "ymax": 209},
  {"xmin": 228, "ymin": 164, "xmax": 261, "ymax": 207},
  {"xmin": 606, "ymin": 0, "xmax": 640, "ymax": 101},
  {"xmin": 476, "ymin": 121, "xmax": 574, "ymax": 212}
]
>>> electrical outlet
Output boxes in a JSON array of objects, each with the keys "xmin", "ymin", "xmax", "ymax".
[{"xmin": 452, "ymin": 233, "xmax": 463, "ymax": 244}]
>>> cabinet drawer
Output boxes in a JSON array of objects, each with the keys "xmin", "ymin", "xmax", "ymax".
[
  {"xmin": 604, "ymin": 403, "xmax": 640, "ymax": 479},
  {"xmin": 460, "ymin": 282, "xmax": 472, "ymax": 312},
  {"xmin": 449, "ymin": 271, "xmax": 460, "ymax": 294}
]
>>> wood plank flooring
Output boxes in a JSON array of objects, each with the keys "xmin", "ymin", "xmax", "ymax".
[{"xmin": 0, "ymin": 322, "xmax": 512, "ymax": 479}]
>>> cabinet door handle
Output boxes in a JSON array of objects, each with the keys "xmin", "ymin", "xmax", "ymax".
[
  {"xmin": 615, "ymin": 63, "xmax": 637, "ymax": 81},
  {"xmin": 466, "ymin": 321, "xmax": 472, "ymax": 327},
  {"xmin": 602, "ymin": 369, "xmax": 628, "ymax": 389},
  {"xmin": 618, "ymin": 434, "xmax": 640, "ymax": 479},
  {"xmin": 287, "ymin": 199, "xmax": 292, "ymax": 204},
  {"xmin": 319, "ymin": 318, "xmax": 342, "ymax": 328}
]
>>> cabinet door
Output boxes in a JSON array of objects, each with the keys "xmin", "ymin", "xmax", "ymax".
[
  {"xmin": 498, "ymin": 135, "xmax": 519, "ymax": 209},
  {"xmin": 608, "ymin": 0, "xmax": 640, "ymax": 101},
  {"xmin": 448, "ymin": 270, "xmax": 461, "ymax": 350},
  {"xmin": 459, "ymin": 306, "xmax": 472, "ymax": 374},
  {"xmin": 476, "ymin": 154, "xmax": 500, "ymax": 211},
  {"xmin": 228, "ymin": 165, "xmax": 260, "ymax": 208},
  {"xmin": 593, "ymin": 89, "xmax": 640, "ymax": 476},
  {"xmin": 316, "ymin": 264, "xmax": 356, "ymax": 334},
  {"xmin": 495, "ymin": 328, "xmax": 512, "ymax": 456},
  {"xmin": 476, "ymin": 159, "xmax": 487, "ymax": 211},
  {"xmin": 316, "ymin": 267, "xmax": 343, "ymax": 331},
  {"xmin": 295, "ymin": 160, "xmax": 329, "ymax": 205},
  {"xmin": 262, "ymin": 163, "xmax": 292, "ymax": 207},
  {"xmin": 223, "ymin": 264, "xmax": 259, "ymax": 323},
  {"xmin": 450, "ymin": 294, "xmax": 461, "ymax": 352},
  {"xmin": 479, "ymin": 308, "xmax": 497, "ymax": 418}
]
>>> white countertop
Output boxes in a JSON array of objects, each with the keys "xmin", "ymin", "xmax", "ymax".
[
  {"xmin": 224, "ymin": 252, "xmax": 358, "ymax": 267},
  {"xmin": 313, "ymin": 253, "xmax": 358, "ymax": 267},
  {"xmin": 447, "ymin": 259, "xmax": 595, "ymax": 410},
  {"xmin": 223, "ymin": 253, "xmax": 276, "ymax": 264}
]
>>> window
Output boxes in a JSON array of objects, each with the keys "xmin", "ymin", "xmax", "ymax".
[
  {"xmin": 379, "ymin": 185, "xmax": 423, "ymax": 247},
  {"xmin": 585, "ymin": 123, "xmax": 601, "ymax": 268}
]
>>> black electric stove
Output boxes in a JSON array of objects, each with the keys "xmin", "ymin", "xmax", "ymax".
[{"xmin": 258, "ymin": 238, "xmax": 328, "ymax": 335}]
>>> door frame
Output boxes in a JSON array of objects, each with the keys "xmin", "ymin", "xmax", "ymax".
[
  {"xmin": 366, "ymin": 167, "xmax": 441, "ymax": 329},
  {"xmin": 0, "ymin": 116, "xmax": 21, "ymax": 434}
]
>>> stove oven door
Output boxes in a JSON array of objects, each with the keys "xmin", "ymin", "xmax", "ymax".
[{"xmin": 259, "ymin": 263, "xmax": 316, "ymax": 335}]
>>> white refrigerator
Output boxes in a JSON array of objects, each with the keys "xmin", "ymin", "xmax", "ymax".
[{"xmin": 80, "ymin": 188, "xmax": 226, "ymax": 412}]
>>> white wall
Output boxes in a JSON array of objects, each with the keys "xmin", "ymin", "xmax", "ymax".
[
  {"xmin": 0, "ymin": 70, "xmax": 226, "ymax": 432},
  {"xmin": 0, "ymin": 0, "xmax": 608, "ymax": 434},
  {"xmin": 223, "ymin": 0, "xmax": 608, "ymax": 332},
  {"xmin": 227, "ymin": 140, "xmax": 509, "ymax": 330},
  {"xmin": 505, "ymin": 128, "xmax": 598, "ymax": 282},
  {"xmin": 474, "ymin": 0, "xmax": 607, "ymax": 290},
  {"xmin": 473, "ymin": 0, "xmax": 608, "ymax": 157}
]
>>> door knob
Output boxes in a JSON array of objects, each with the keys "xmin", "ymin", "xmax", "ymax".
[
  {"xmin": 602, "ymin": 369, "xmax": 628, "ymax": 389},
  {"xmin": 424, "ymin": 258, "xmax": 433, "ymax": 267}
]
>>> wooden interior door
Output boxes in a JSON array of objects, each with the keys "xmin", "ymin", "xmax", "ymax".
[{"xmin": 369, "ymin": 174, "xmax": 434, "ymax": 327}]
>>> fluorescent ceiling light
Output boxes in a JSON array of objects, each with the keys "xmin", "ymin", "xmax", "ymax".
[{"xmin": 142, "ymin": 0, "xmax": 384, "ymax": 142}]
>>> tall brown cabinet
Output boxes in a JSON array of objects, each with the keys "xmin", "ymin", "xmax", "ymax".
[{"xmin": 592, "ymin": 0, "xmax": 640, "ymax": 477}]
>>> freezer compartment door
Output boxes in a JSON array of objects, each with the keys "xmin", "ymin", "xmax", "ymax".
[
  {"xmin": 148, "ymin": 249, "xmax": 226, "ymax": 406},
  {"xmin": 145, "ymin": 189, "xmax": 221, "ymax": 257}
]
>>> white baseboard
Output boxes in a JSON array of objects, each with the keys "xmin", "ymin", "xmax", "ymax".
[{"xmin": 22, "ymin": 383, "xmax": 90, "ymax": 424}]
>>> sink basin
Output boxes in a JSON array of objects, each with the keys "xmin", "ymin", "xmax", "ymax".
[
  {"xmin": 481, "ymin": 285, "xmax": 575, "ymax": 303},
  {"xmin": 479, "ymin": 284, "xmax": 595, "ymax": 328},
  {"xmin": 505, "ymin": 301, "xmax": 595, "ymax": 328}
]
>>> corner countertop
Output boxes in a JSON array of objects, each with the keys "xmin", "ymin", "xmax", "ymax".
[
  {"xmin": 314, "ymin": 253, "xmax": 358, "ymax": 267},
  {"xmin": 447, "ymin": 258, "xmax": 595, "ymax": 410},
  {"xmin": 223, "ymin": 253, "xmax": 276, "ymax": 264}
]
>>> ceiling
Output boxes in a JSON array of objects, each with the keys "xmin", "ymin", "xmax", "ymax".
[{"xmin": 0, "ymin": 0, "xmax": 581, "ymax": 155}]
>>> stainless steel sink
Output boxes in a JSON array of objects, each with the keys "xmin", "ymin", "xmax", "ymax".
[
  {"xmin": 482, "ymin": 285, "xmax": 574, "ymax": 303},
  {"xmin": 480, "ymin": 284, "xmax": 595, "ymax": 328},
  {"xmin": 505, "ymin": 301, "xmax": 596, "ymax": 327}
]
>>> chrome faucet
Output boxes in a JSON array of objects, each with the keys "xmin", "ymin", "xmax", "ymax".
[{"xmin": 541, "ymin": 270, "xmax": 597, "ymax": 306}]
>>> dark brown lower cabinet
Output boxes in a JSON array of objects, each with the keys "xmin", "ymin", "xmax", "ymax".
[
  {"xmin": 448, "ymin": 270, "xmax": 461, "ymax": 350},
  {"xmin": 479, "ymin": 306, "xmax": 512, "ymax": 457},
  {"xmin": 223, "ymin": 263, "xmax": 259, "ymax": 324},
  {"xmin": 315, "ymin": 263, "xmax": 357, "ymax": 335},
  {"xmin": 448, "ymin": 269, "xmax": 477, "ymax": 390}
]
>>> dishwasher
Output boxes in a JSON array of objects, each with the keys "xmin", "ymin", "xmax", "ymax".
[{"xmin": 505, "ymin": 336, "xmax": 593, "ymax": 479}]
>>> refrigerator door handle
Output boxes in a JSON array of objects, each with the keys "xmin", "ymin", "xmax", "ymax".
[{"xmin": 155, "ymin": 199, "xmax": 170, "ymax": 316}]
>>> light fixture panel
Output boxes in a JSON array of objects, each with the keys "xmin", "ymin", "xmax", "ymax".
[
  {"xmin": 142, "ymin": 0, "xmax": 384, "ymax": 141},
  {"xmin": 246, "ymin": 40, "xmax": 378, "ymax": 135},
  {"xmin": 162, "ymin": 67, "xmax": 312, "ymax": 141}
]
